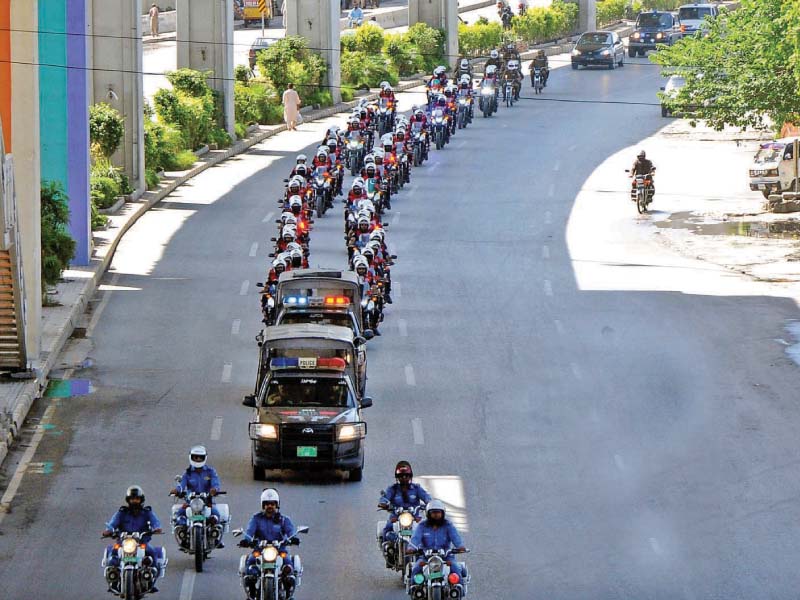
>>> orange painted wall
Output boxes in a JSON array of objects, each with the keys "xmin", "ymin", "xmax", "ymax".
[{"xmin": 0, "ymin": 0, "xmax": 10, "ymax": 151}]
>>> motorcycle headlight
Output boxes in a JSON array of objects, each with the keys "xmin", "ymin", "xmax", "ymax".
[
  {"xmin": 251, "ymin": 423, "xmax": 278, "ymax": 440},
  {"xmin": 122, "ymin": 538, "xmax": 138, "ymax": 555},
  {"xmin": 428, "ymin": 556, "xmax": 443, "ymax": 574},
  {"xmin": 398, "ymin": 512, "xmax": 415, "ymax": 528},
  {"xmin": 190, "ymin": 498, "xmax": 205, "ymax": 514},
  {"xmin": 337, "ymin": 422, "xmax": 366, "ymax": 441},
  {"xmin": 263, "ymin": 546, "xmax": 279, "ymax": 562}
]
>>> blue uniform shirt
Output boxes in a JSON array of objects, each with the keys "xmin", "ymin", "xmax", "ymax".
[
  {"xmin": 410, "ymin": 519, "xmax": 463, "ymax": 552},
  {"xmin": 380, "ymin": 482, "xmax": 431, "ymax": 509},
  {"xmin": 244, "ymin": 512, "xmax": 297, "ymax": 544},
  {"xmin": 106, "ymin": 506, "xmax": 161, "ymax": 543},
  {"xmin": 177, "ymin": 465, "xmax": 221, "ymax": 495}
]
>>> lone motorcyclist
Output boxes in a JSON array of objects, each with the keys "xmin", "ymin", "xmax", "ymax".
[
  {"xmin": 378, "ymin": 461, "xmax": 431, "ymax": 567},
  {"xmin": 531, "ymin": 49, "xmax": 549, "ymax": 87},
  {"xmin": 170, "ymin": 446, "xmax": 225, "ymax": 549},
  {"xmin": 408, "ymin": 499, "xmax": 468, "ymax": 588},
  {"xmin": 102, "ymin": 485, "xmax": 165, "ymax": 593},
  {"xmin": 630, "ymin": 150, "xmax": 656, "ymax": 196},
  {"xmin": 239, "ymin": 489, "xmax": 299, "ymax": 600}
]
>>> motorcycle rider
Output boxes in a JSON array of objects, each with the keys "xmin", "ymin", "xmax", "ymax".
[
  {"xmin": 239, "ymin": 489, "xmax": 299, "ymax": 600},
  {"xmin": 102, "ymin": 485, "xmax": 165, "ymax": 593},
  {"xmin": 454, "ymin": 58, "xmax": 472, "ymax": 82},
  {"xmin": 408, "ymin": 499, "xmax": 468, "ymax": 589},
  {"xmin": 531, "ymin": 49, "xmax": 549, "ymax": 87},
  {"xmin": 288, "ymin": 154, "xmax": 308, "ymax": 178},
  {"xmin": 502, "ymin": 60, "xmax": 523, "ymax": 101},
  {"xmin": 485, "ymin": 49, "xmax": 502, "ymax": 72},
  {"xmin": 378, "ymin": 461, "xmax": 430, "ymax": 567},
  {"xmin": 630, "ymin": 150, "xmax": 656, "ymax": 197},
  {"xmin": 169, "ymin": 446, "xmax": 225, "ymax": 549},
  {"xmin": 501, "ymin": 42, "xmax": 521, "ymax": 65}
]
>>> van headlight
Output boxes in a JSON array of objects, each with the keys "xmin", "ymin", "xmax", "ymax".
[
  {"xmin": 251, "ymin": 423, "xmax": 278, "ymax": 440},
  {"xmin": 571, "ymin": 49, "xmax": 580, "ymax": 56},
  {"xmin": 263, "ymin": 547, "xmax": 279, "ymax": 562},
  {"xmin": 122, "ymin": 538, "xmax": 138, "ymax": 555},
  {"xmin": 337, "ymin": 422, "xmax": 366, "ymax": 441}
]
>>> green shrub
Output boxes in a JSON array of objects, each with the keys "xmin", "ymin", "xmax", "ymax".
[
  {"xmin": 458, "ymin": 21, "xmax": 503, "ymax": 57},
  {"xmin": 354, "ymin": 23, "xmax": 385, "ymax": 54},
  {"xmin": 89, "ymin": 102, "xmax": 124, "ymax": 158},
  {"xmin": 640, "ymin": 0, "xmax": 681, "ymax": 10},
  {"xmin": 341, "ymin": 51, "xmax": 399, "ymax": 89},
  {"xmin": 341, "ymin": 86, "xmax": 355, "ymax": 102},
  {"xmin": 234, "ymin": 64, "xmax": 251, "ymax": 83},
  {"xmin": 384, "ymin": 34, "xmax": 417, "ymax": 76},
  {"xmin": 406, "ymin": 23, "xmax": 445, "ymax": 71},
  {"xmin": 91, "ymin": 200, "xmax": 108, "ymax": 231},
  {"xmin": 154, "ymin": 88, "xmax": 215, "ymax": 150},
  {"xmin": 144, "ymin": 119, "xmax": 184, "ymax": 172},
  {"xmin": 209, "ymin": 127, "xmax": 232, "ymax": 149},
  {"xmin": 165, "ymin": 68, "xmax": 212, "ymax": 97},
  {"xmin": 512, "ymin": 1, "xmax": 577, "ymax": 45},
  {"xmin": 166, "ymin": 150, "xmax": 197, "ymax": 171},
  {"xmin": 257, "ymin": 36, "xmax": 326, "ymax": 97},
  {"xmin": 597, "ymin": 0, "xmax": 627, "ymax": 26},
  {"xmin": 341, "ymin": 33, "xmax": 358, "ymax": 52},
  {"xmin": 90, "ymin": 155, "xmax": 132, "ymax": 195},
  {"xmin": 234, "ymin": 80, "xmax": 281, "ymax": 125},
  {"xmin": 40, "ymin": 181, "xmax": 76, "ymax": 292},
  {"xmin": 145, "ymin": 168, "xmax": 160, "ymax": 190},
  {"xmin": 90, "ymin": 175, "xmax": 120, "ymax": 209},
  {"xmin": 306, "ymin": 89, "xmax": 334, "ymax": 108},
  {"xmin": 235, "ymin": 122, "xmax": 248, "ymax": 139}
]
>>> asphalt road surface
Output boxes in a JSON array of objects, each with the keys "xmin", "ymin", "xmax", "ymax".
[{"xmin": 2, "ymin": 52, "xmax": 800, "ymax": 600}]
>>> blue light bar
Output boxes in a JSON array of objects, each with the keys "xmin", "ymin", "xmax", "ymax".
[{"xmin": 284, "ymin": 296, "xmax": 308, "ymax": 306}]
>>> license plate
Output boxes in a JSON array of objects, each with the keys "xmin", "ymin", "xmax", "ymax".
[
  {"xmin": 429, "ymin": 572, "xmax": 443, "ymax": 579},
  {"xmin": 190, "ymin": 515, "xmax": 205, "ymax": 521},
  {"xmin": 122, "ymin": 557, "xmax": 138, "ymax": 564},
  {"xmin": 262, "ymin": 562, "xmax": 275, "ymax": 569},
  {"xmin": 400, "ymin": 529, "xmax": 413, "ymax": 535},
  {"xmin": 296, "ymin": 446, "xmax": 317, "ymax": 457},
  {"xmin": 758, "ymin": 184, "xmax": 766, "ymax": 190}
]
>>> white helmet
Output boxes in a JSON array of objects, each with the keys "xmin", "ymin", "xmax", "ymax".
[
  {"xmin": 460, "ymin": 58, "xmax": 469, "ymax": 69},
  {"xmin": 460, "ymin": 74, "xmax": 471, "ymax": 85},
  {"xmin": 380, "ymin": 81, "xmax": 389, "ymax": 89},
  {"xmin": 296, "ymin": 154, "xmax": 307, "ymax": 164},
  {"xmin": 260, "ymin": 488, "xmax": 280, "ymax": 508},
  {"xmin": 381, "ymin": 133, "xmax": 394, "ymax": 146},
  {"xmin": 189, "ymin": 445, "xmax": 207, "ymax": 469},
  {"xmin": 425, "ymin": 499, "xmax": 447, "ymax": 520},
  {"xmin": 486, "ymin": 65, "xmax": 497, "ymax": 76},
  {"xmin": 490, "ymin": 49, "xmax": 499, "ymax": 59}
]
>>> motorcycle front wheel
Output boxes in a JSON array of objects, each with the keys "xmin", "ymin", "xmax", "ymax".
[
  {"xmin": 636, "ymin": 192, "xmax": 646, "ymax": 214},
  {"xmin": 431, "ymin": 586, "xmax": 443, "ymax": 600},
  {"xmin": 262, "ymin": 576, "xmax": 276, "ymax": 600},
  {"xmin": 123, "ymin": 569, "xmax": 136, "ymax": 600},
  {"xmin": 194, "ymin": 527, "xmax": 204, "ymax": 572}
]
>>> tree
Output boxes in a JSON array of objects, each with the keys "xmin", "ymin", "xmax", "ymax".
[{"xmin": 651, "ymin": 0, "xmax": 800, "ymax": 131}]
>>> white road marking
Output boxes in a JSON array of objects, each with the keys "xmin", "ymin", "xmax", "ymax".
[
  {"xmin": 554, "ymin": 319, "xmax": 565, "ymax": 334},
  {"xmin": 614, "ymin": 454, "xmax": 625, "ymax": 471},
  {"xmin": 239, "ymin": 280, "xmax": 250, "ymax": 295},
  {"xmin": 393, "ymin": 282, "xmax": 401, "ymax": 298},
  {"xmin": 553, "ymin": 160, "xmax": 561, "ymax": 172},
  {"xmin": 417, "ymin": 475, "xmax": 469, "ymax": 532},
  {"xmin": 545, "ymin": 211, "xmax": 552, "ymax": 224},
  {"xmin": 570, "ymin": 362, "xmax": 582, "ymax": 380},
  {"xmin": 86, "ymin": 272, "xmax": 120, "ymax": 337},
  {"xmin": 221, "ymin": 363, "xmax": 232, "ymax": 383},
  {"xmin": 405, "ymin": 364, "xmax": 416, "ymax": 386},
  {"xmin": 262, "ymin": 211, "xmax": 275, "ymax": 223},
  {"xmin": 249, "ymin": 242, "xmax": 259, "ymax": 257},
  {"xmin": 411, "ymin": 418, "xmax": 425, "ymax": 445},
  {"xmin": 457, "ymin": 141, "xmax": 466, "ymax": 148},
  {"xmin": 231, "ymin": 319, "xmax": 241, "ymax": 335},
  {"xmin": 398, "ymin": 319, "xmax": 408, "ymax": 337},
  {"xmin": 392, "ymin": 213, "xmax": 400, "ymax": 225},
  {"xmin": 210, "ymin": 417, "xmax": 224, "ymax": 441},
  {"xmin": 542, "ymin": 245, "xmax": 550, "ymax": 259},
  {"xmin": 179, "ymin": 569, "xmax": 196, "ymax": 600},
  {"xmin": 544, "ymin": 280, "xmax": 553, "ymax": 296},
  {"xmin": 649, "ymin": 537, "xmax": 662, "ymax": 555},
  {"xmin": 548, "ymin": 183, "xmax": 555, "ymax": 197}
]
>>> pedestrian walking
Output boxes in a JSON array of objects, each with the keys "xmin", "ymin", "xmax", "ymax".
[
  {"xmin": 149, "ymin": 3, "xmax": 160, "ymax": 38},
  {"xmin": 282, "ymin": 83, "xmax": 301, "ymax": 131}
]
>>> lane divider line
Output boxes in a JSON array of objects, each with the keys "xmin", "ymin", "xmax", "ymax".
[
  {"xmin": 239, "ymin": 280, "xmax": 250, "ymax": 296},
  {"xmin": 548, "ymin": 183, "xmax": 555, "ymax": 198},
  {"xmin": 262, "ymin": 212, "xmax": 274, "ymax": 223},
  {"xmin": 231, "ymin": 319, "xmax": 241, "ymax": 335},
  {"xmin": 554, "ymin": 319, "xmax": 565, "ymax": 335},
  {"xmin": 411, "ymin": 418, "xmax": 424, "ymax": 445},
  {"xmin": 544, "ymin": 280, "xmax": 553, "ymax": 296},
  {"xmin": 179, "ymin": 569, "xmax": 196, "ymax": 600},
  {"xmin": 249, "ymin": 242, "xmax": 259, "ymax": 258},
  {"xmin": 542, "ymin": 245, "xmax": 550, "ymax": 259},
  {"xmin": 398, "ymin": 319, "xmax": 408, "ymax": 337},
  {"xmin": 545, "ymin": 211, "xmax": 552, "ymax": 225},
  {"xmin": 210, "ymin": 417, "xmax": 224, "ymax": 441},
  {"xmin": 221, "ymin": 363, "xmax": 232, "ymax": 383},
  {"xmin": 405, "ymin": 365, "xmax": 416, "ymax": 387}
]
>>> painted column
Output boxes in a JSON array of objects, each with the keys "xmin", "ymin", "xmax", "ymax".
[
  {"xmin": 0, "ymin": 0, "xmax": 11, "ymax": 151},
  {"xmin": 408, "ymin": 0, "xmax": 458, "ymax": 69},
  {"xmin": 176, "ymin": 0, "xmax": 235, "ymax": 137},
  {"xmin": 9, "ymin": 0, "xmax": 42, "ymax": 360},
  {"xmin": 285, "ymin": 0, "xmax": 341, "ymax": 104},
  {"xmin": 39, "ymin": 0, "xmax": 90, "ymax": 266},
  {"xmin": 88, "ymin": 0, "xmax": 145, "ymax": 194},
  {"xmin": 579, "ymin": 0, "xmax": 596, "ymax": 32}
]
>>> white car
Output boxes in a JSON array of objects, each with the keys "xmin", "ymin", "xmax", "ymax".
[{"xmin": 677, "ymin": 3, "xmax": 719, "ymax": 37}]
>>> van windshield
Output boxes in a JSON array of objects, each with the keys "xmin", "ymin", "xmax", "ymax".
[
  {"xmin": 754, "ymin": 143, "xmax": 785, "ymax": 165},
  {"xmin": 265, "ymin": 377, "xmax": 351, "ymax": 407},
  {"xmin": 637, "ymin": 13, "xmax": 671, "ymax": 28},
  {"xmin": 679, "ymin": 7, "xmax": 713, "ymax": 20}
]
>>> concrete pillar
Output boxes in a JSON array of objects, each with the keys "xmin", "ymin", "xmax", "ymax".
[
  {"xmin": 89, "ymin": 0, "xmax": 145, "ymax": 195},
  {"xmin": 176, "ymin": 0, "xmax": 235, "ymax": 137},
  {"xmin": 38, "ymin": 0, "xmax": 91, "ymax": 266},
  {"xmin": 579, "ymin": 0, "xmax": 596, "ymax": 32},
  {"xmin": 285, "ymin": 0, "xmax": 341, "ymax": 104},
  {"xmin": 408, "ymin": 0, "xmax": 458, "ymax": 69},
  {"xmin": 9, "ymin": 0, "xmax": 42, "ymax": 361}
]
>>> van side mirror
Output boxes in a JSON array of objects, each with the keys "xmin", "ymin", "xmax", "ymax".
[
  {"xmin": 361, "ymin": 396, "xmax": 373, "ymax": 408},
  {"xmin": 242, "ymin": 394, "xmax": 257, "ymax": 407},
  {"xmin": 363, "ymin": 329, "xmax": 374, "ymax": 340},
  {"xmin": 354, "ymin": 335, "xmax": 367, "ymax": 346}
]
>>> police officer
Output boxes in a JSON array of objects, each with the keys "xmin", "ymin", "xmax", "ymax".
[
  {"xmin": 102, "ymin": 485, "xmax": 165, "ymax": 592},
  {"xmin": 378, "ymin": 461, "xmax": 431, "ymax": 567},
  {"xmin": 408, "ymin": 499, "xmax": 468, "ymax": 587},
  {"xmin": 170, "ymin": 446, "xmax": 225, "ymax": 548}
]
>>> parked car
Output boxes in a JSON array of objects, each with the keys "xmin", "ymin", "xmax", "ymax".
[
  {"xmin": 249, "ymin": 37, "xmax": 274, "ymax": 69},
  {"xmin": 677, "ymin": 3, "xmax": 719, "ymax": 37},
  {"xmin": 571, "ymin": 31, "xmax": 625, "ymax": 70},
  {"xmin": 629, "ymin": 10, "xmax": 680, "ymax": 57},
  {"xmin": 749, "ymin": 138, "xmax": 800, "ymax": 199}
]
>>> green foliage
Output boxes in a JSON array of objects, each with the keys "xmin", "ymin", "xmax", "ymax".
[
  {"xmin": 476, "ymin": 16, "xmax": 489, "ymax": 25},
  {"xmin": 512, "ymin": 1, "xmax": 577, "ymax": 45},
  {"xmin": 90, "ymin": 175, "xmax": 120, "ymax": 209},
  {"xmin": 340, "ymin": 86, "xmax": 355, "ymax": 103},
  {"xmin": 153, "ymin": 88, "xmax": 216, "ymax": 150},
  {"xmin": 145, "ymin": 168, "xmax": 160, "ymax": 190},
  {"xmin": 640, "ymin": 0, "xmax": 681, "ymax": 10},
  {"xmin": 234, "ymin": 64, "xmax": 252, "ymax": 84},
  {"xmin": 384, "ymin": 33, "xmax": 418, "ymax": 76},
  {"xmin": 90, "ymin": 155, "xmax": 132, "ymax": 195},
  {"xmin": 597, "ymin": 0, "xmax": 628, "ymax": 27},
  {"xmin": 458, "ymin": 21, "xmax": 503, "ymax": 57},
  {"xmin": 341, "ymin": 33, "xmax": 358, "ymax": 52},
  {"xmin": 209, "ymin": 127, "xmax": 232, "ymax": 149},
  {"xmin": 165, "ymin": 68, "xmax": 212, "ymax": 97},
  {"xmin": 341, "ymin": 51, "xmax": 399, "ymax": 89},
  {"xmin": 651, "ymin": 0, "xmax": 800, "ymax": 131},
  {"xmin": 234, "ymin": 80, "xmax": 283, "ymax": 126},
  {"xmin": 40, "ymin": 181, "xmax": 75, "ymax": 291},
  {"xmin": 90, "ymin": 200, "xmax": 108, "ymax": 231},
  {"xmin": 170, "ymin": 150, "xmax": 197, "ymax": 171},
  {"xmin": 305, "ymin": 89, "xmax": 334, "ymax": 108},
  {"xmin": 406, "ymin": 23, "xmax": 445, "ymax": 71},
  {"xmin": 354, "ymin": 23, "xmax": 385, "ymax": 54},
  {"xmin": 89, "ymin": 102, "xmax": 124, "ymax": 158},
  {"xmin": 257, "ymin": 36, "xmax": 326, "ymax": 102},
  {"xmin": 235, "ymin": 122, "xmax": 247, "ymax": 139},
  {"xmin": 144, "ymin": 119, "xmax": 184, "ymax": 172}
]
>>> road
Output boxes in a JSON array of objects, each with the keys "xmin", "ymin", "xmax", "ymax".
[{"xmin": 3, "ymin": 52, "xmax": 800, "ymax": 599}]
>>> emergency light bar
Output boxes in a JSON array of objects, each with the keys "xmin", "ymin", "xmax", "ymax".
[
  {"xmin": 270, "ymin": 357, "xmax": 347, "ymax": 371},
  {"xmin": 324, "ymin": 296, "xmax": 350, "ymax": 306},
  {"xmin": 283, "ymin": 296, "xmax": 308, "ymax": 306}
]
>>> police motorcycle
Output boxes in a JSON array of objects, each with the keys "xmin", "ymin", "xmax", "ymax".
[
  {"xmin": 625, "ymin": 167, "xmax": 656, "ymax": 214},
  {"xmin": 377, "ymin": 97, "xmax": 396, "ymax": 136},
  {"xmin": 431, "ymin": 108, "xmax": 449, "ymax": 150},
  {"xmin": 407, "ymin": 548, "xmax": 471, "ymax": 600},
  {"xmin": 310, "ymin": 166, "xmax": 333, "ymax": 217},
  {"xmin": 102, "ymin": 530, "xmax": 166, "ymax": 599},
  {"xmin": 362, "ymin": 280, "xmax": 386, "ymax": 333},
  {"xmin": 345, "ymin": 128, "xmax": 366, "ymax": 176},
  {"xmin": 410, "ymin": 121, "xmax": 428, "ymax": 166},
  {"xmin": 377, "ymin": 505, "xmax": 423, "ymax": 583},
  {"xmin": 532, "ymin": 66, "xmax": 545, "ymax": 95},
  {"xmin": 479, "ymin": 77, "xmax": 497, "ymax": 118},
  {"xmin": 456, "ymin": 94, "xmax": 471, "ymax": 129},
  {"xmin": 232, "ymin": 526, "xmax": 309, "ymax": 600},
  {"xmin": 169, "ymin": 484, "xmax": 230, "ymax": 572}
]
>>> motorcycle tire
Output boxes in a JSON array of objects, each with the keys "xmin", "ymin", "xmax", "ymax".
[
  {"xmin": 194, "ymin": 527, "xmax": 204, "ymax": 572},
  {"xmin": 431, "ymin": 586, "xmax": 443, "ymax": 600},
  {"xmin": 123, "ymin": 569, "xmax": 137, "ymax": 600},
  {"xmin": 349, "ymin": 466, "xmax": 364, "ymax": 481},
  {"xmin": 414, "ymin": 147, "xmax": 421, "ymax": 167},
  {"xmin": 263, "ymin": 577, "xmax": 276, "ymax": 600},
  {"xmin": 350, "ymin": 157, "xmax": 358, "ymax": 177},
  {"xmin": 483, "ymin": 106, "xmax": 490, "ymax": 118},
  {"xmin": 636, "ymin": 192, "xmax": 646, "ymax": 214},
  {"xmin": 435, "ymin": 134, "xmax": 442, "ymax": 150}
]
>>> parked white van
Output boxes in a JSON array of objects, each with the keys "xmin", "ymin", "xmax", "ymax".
[
  {"xmin": 749, "ymin": 138, "xmax": 799, "ymax": 199},
  {"xmin": 677, "ymin": 3, "xmax": 719, "ymax": 36}
]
